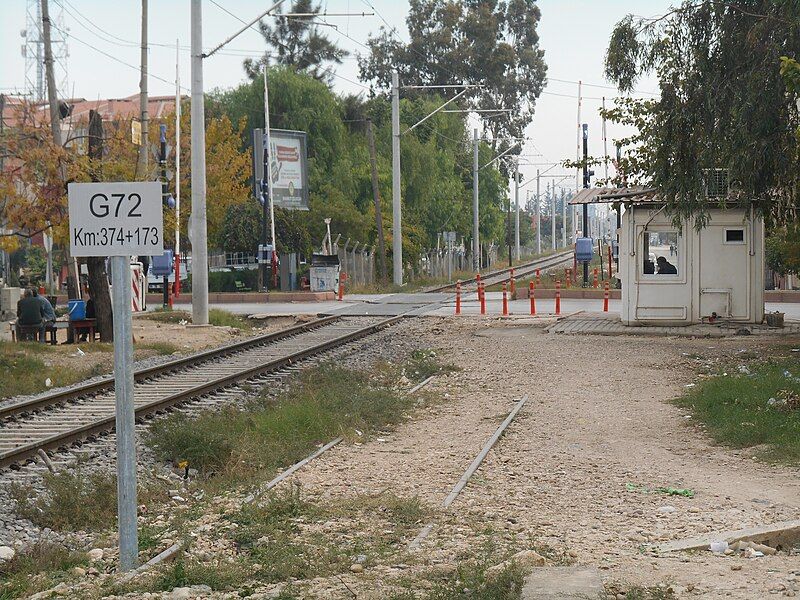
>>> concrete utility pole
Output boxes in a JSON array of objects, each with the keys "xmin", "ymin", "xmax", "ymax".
[
  {"xmin": 366, "ymin": 119, "xmax": 387, "ymax": 280},
  {"xmin": 550, "ymin": 182, "xmax": 556, "ymax": 250},
  {"xmin": 472, "ymin": 128, "xmax": 480, "ymax": 271},
  {"xmin": 190, "ymin": 0, "xmax": 209, "ymax": 325},
  {"xmin": 41, "ymin": 0, "xmax": 61, "ymax": 148},
  {"xmin": 535, "ymin": 169, "xmax": 541, "ymax": 254},
  {"xmin": 42, "ymin": 0, "xmax": 79, "ymax": 298},
  {"xmin": 391, "ymin": 71, "xmax": 402, "ymax": 285},
  {"xmin": 562, "ymin": 188, "xmax": 567, "ymax": 248},
  {"xmin": 138, "ymin": 0, "xmax": 149, "ymax": 177},
  {"xmin": 514, "ymin": 161, "xmax": 520, "ymax": 260},
  {"xmin": 582, "ymin": 123, "xmax": 590, "ymax": 287}
]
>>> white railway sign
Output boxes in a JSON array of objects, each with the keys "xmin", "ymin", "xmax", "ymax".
[{"xmin": 68, "ymin": 182, "xmax": 163, "ymax": 257}]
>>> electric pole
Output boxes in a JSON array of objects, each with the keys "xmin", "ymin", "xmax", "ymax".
[
  {"xmin": 391, "ymin": 70, "xmax": 402, "ymax": 285},
  {"xmin": 366, "ymin": 119, "xmax": 387, "ymax": 280},
  {"xmin": 190, "ymin": 0, "xmax": 209, "ymax": 324},
  {"xmin": 41, "ymin": 0, "xmax": 78, "ymax": 299},
  {"xmin": 550, "ymin": 181, "xmax": 555, "ymax": 251},
  {"xmin": 582, "ymin": 123, "xmax": 591, "ymax": 287},
  {"xmin": 514, "ymin": 160, "xmax": 520, "ymax": 260},
  {"xmin": 472, "ymin": 128, "xmax": 480, "ymax": 271},
  {"xmin": 138, "ymin": 0, "xmax": 149, "ymax": 178},
  {"xmin": 535, "ymin": 169, "xmax": 540, "ymax": 254}
]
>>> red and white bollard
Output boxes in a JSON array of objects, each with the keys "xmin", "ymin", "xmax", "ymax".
[
  {"xmin": 607, "ymin": 244, "xmax": 613, "ymax": 279},
  {"xmin": 337, "ymin": 276, "xmax": 344, "ymax": 301},
  {"xmin": 565, "ymin": 268, "xmax": 571, "ymax": 289},
  {"xmin": 555, "ymin": 280, "xmax": 561, "ymax": 315},
  {"xmin": 593, "ymin": 267, "xmax": 599, "ymax": 289},
  {"xmin": 510, "ymin": 274, "xmax": 516, "ymax": 298},
  {"xmin": 535, "ymin": 268, "xmax": 541, "ymax": 285},
  {"xmin": 475, "ymin": 273, "xmax": 482, "ymax": 301},
  {"xmin": 480, "ymin": 282, "xmax": 486, "ymax": 315},
  {"xmin": 529, "ymin": 281, "xmax": 536, "ymax": 315},
  {"xmin": 603, "ymin": 280, "xmax": 610, "ymax": 312},
  {"xmin": 455, "ymin": 280, "xmax": 462, "ymax": 315},
  {"xmin": 502, "ymin": 282, "xmax": 509, "ymax": 316}
]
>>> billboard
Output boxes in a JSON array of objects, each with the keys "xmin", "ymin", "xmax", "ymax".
[{"xmin": 264, "ymin": 129, "xmax": 309, "ymax": 211}]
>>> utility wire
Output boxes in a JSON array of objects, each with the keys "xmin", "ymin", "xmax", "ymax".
[
  {"xmin": 207, "ymin": 0, "xmax": 369, "ymax": 90},
  {"xmin": 50, "ymin": 23, "xmax": 190, "ymax": 93}
]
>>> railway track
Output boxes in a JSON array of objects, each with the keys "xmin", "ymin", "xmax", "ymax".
[
  {"xmin": 425, "ymin": 249, "xmax": 574, "ymax": 293},
  {"xmin": 0, "ymin": 315, "xmax": 399, "ymax": 470}
]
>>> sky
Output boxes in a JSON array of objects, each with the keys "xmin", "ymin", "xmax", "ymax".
[{"xmin": 0, "ymin": 0, "xmax": 675, "ymax": 199}]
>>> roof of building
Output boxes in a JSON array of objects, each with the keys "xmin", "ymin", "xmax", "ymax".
[
  {"xmin": 569, "ymin": 186, "xmax": 659, "ymax": 205},
  {"xmin": 1, "ymin": 94, "xmax": 185, "ymax": 128}
]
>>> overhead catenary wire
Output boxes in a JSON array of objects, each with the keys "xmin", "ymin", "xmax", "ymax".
[{"xmin": 206, "ymin": 0, "xmax": 370, "ymax": 90}]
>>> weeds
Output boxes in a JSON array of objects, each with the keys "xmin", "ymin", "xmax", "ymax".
[
  {"xmin": 208, "ymin": 308, "xmax": 252, "ymax": 330},
  {"xmin": 407, "ymin": 349, "xmax": 459, "ymax": 382},
  {"xmin": 138, "ymin": 341, "xmax": 182, "ymax": 356},
  {"xmin": 11, "ymin": 471, "xmax": 167, "ymax": 532},
  {"xmin": 0, "ymin": 542, "xmax": 86, "ymax": 599},
  {"xmin": 675, "ymin": 357, "xmax": 800, "ymax": 464},
  {"xmin": 389, "ymin": 560, "xmax": 525, "ymax": 600},
  {"xmin": 146, "ymin": 364, "xmax": 415, "ymax": 479},
  {"xmin": 144, "ymin": 307, "xmax": 253, "ymax": 330}
]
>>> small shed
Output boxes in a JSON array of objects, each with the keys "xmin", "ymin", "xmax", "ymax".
[{"xmin": 571, "ymin": 188, "xmax": 764, "ymax": 326}]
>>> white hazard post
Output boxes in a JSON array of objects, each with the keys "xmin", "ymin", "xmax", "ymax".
[{"xmin": 68, "ymin": 181, "xmax": 163, "ymax": 572}]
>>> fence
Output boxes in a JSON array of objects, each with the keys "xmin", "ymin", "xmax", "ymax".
[
  {"xmin": 332, "ymin": 238, "xmax": 375, "ymax": 288},
  {"xmin": 414, "ymin": 243, "xmax": 541, "ymax": 280}
]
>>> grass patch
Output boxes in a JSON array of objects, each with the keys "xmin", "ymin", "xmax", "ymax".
[
  {"xmin": 0, "ymin": 341, "xmax": 97, "ymax": 399},
  {"xmin": 389, "ymin": 559, "xmax": 525, "ymax": 600},
  {"xmin": 10, "ymin": 470, "xmax": 167, "ymax": 532},
  {"xmin": 0, "ymin": 542, "xmax": 87, "ymax": 599},
  {"xmin": 138, "ymin": 341, "xmax": 182, "ymax": 356},
  {"xmin": 143, "ymin": 308, "xmax": 253, "ymax": 330},
  {"xmin": 146, "ymin": 363, "xmax": 415, "ymax": 480},
  {"xmin": 605, "ymin": 583, "xmax": 676, "ymax": 600},
  {"xmin": 208, "ymin": 308, "xmax": 252, "ymax": 330},
  {"xmin": 675, "ymin": 356, "xmax": 800, "ymax": 464},
  {"xmin": 143, "ymin": 308, "xmax": 191, "ymax": 324},
  {"xmin": 152, "ymin": 559, "xmax": 250, "ymax": 592},
  {"xmin": 406, "ymin": 349, "xmax": 459, "ymax": 383}
]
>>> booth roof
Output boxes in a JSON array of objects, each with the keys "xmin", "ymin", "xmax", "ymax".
[{"xmin": 569, "ymin": 186, "xmax": 658, "ymax": 205}]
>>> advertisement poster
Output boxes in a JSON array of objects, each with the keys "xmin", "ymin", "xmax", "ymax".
[{"xmin": 264, "ymin": 129, "xmax": 309, "ymax": 210}]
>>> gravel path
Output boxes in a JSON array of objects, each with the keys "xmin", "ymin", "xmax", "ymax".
[{"xmin": 292, "ymin": 317, "xmax": 800, "ymax": 598}]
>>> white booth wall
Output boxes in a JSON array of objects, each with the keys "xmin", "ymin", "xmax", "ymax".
[{"xmin": 619, "ymin": 205, "xmax": 764, "ymax": 325}]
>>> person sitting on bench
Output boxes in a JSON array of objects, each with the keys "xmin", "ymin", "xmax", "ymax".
[
  {"xmin": 17, "ymin": 288, "xmax": 46, "ymax": 342},
  {"xmin": 32, "ymin": 288, "xmax": 56, "ymax": 333}
]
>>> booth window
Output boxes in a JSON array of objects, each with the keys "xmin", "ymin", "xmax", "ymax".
[
  {"xmin": 642, "ymin": 231, "xmax": 679, "ymax": 276},
  {"xmin": 724, "ymin": 228, "xmax": 745, "ymax": 244}
]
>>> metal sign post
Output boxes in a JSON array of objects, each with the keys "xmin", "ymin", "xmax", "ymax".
[{"xmin": 68, "ymin": 181, "xmax": 163, "ymax": 572}]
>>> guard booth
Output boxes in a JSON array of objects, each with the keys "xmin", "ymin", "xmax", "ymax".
[{"xmin": 570, "ymin": 187, "xmax": 764, "ymax": 326}]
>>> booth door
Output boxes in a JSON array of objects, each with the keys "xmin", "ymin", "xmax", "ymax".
[{"xmin": 699, "ymin": 225, "xmax": 750, "ymax": 319}]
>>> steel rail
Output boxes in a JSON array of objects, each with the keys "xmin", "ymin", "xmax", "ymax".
[
  {"xmin": 0, "ymin": 315, "xmax": 341, "ymax": 421},
  {"xmin": 0, "ymin": 316, "xmax": 402, "ymax": 469},
  {"xmin": 425, "ymin": 249, "xmax": 574, "ymax": 293}
]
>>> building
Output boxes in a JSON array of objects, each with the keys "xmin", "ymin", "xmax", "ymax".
[{"xmin": 571, "ymin": 187, "xmax": 765, "ymax": 326}]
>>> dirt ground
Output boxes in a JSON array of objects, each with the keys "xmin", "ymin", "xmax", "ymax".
[{"xmin": 286, "ymin": 317, "xmax": 800, "ymax": 598}]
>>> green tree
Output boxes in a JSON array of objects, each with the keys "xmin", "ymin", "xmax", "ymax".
[
  {"xmin": 243, "ymin": 0, "xmax": 347, "ymax": 84},
  {"xmin": 359, "ymin": 0, "xmax": 547, "ymax": 153},
  {"xmin": 604, "ymin": 1, "xmax": 800, "ymax": 226}
]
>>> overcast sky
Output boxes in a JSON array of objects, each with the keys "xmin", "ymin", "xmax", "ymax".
[{"xmin": 1, "ymin": 0, "xmax": 674, "ymax": 197}]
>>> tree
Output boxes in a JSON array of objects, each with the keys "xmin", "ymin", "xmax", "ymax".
[
  {"xmin": 604, "ymin": 1, "xmax": 800, "ymax": 226},
  {"xmin": 359, "ymin": 0, "xmax": 547, "ymax": 154},
  {"xmin": 243, "ymin": 0, "xmax": 348, "ymax": 84}
]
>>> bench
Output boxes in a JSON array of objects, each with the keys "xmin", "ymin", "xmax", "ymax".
[
  {"xmin": 69, "ymin": 319, "xmax": 99, "ymax": 342},
  {"xmin": 10, "ymin": 320, "xmax": 68, "ymax": 345}
]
